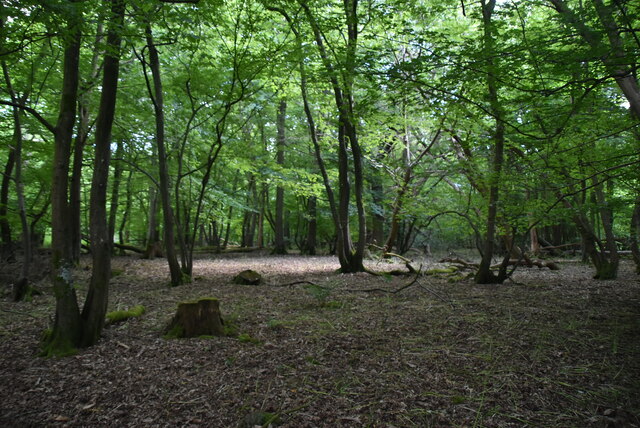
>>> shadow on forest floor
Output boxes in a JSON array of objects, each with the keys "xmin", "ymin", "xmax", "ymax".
[{"xmin": 1, "ymin": 254, "xmax": 639, "ymax": 427}]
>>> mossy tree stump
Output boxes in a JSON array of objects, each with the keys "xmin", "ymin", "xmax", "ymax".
[
  {"xmin": 163, "ymin": 298, "xmax": 225, "ymax": 338},
  {"xmin": 233, "ymin": 269, "xmax": 262, "ymax": 285}
]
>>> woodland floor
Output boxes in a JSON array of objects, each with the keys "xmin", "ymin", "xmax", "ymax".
[{"xmin": 0, "ymin": 252, "xmax": 639, "ymax": 427}]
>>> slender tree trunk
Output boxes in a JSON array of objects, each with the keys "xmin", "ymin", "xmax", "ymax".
[
  {"xmin": 630, "ymin": 195, "xmax": 640, "ymax": 274},
  {"xmin": 370, "ymin": 179, "xmax": 385, "ymax": 246},
  {"xmin": 296, "ymin": 0, "xmax": 365, "ymax": 272},
  {"xmin": 223, "ymin": 206, "xmax": 233, "ymax": 250},
  {"xmin": 384, "ymin": 167, "xmax": 411, "ymax": 254},
  {"xmin": 257, "ymin": 184, "xmax": 266, "ymax": 248},
  {"xmin": 108, "ymin": 140, "xmax": 123, "ymax": 246},
  {"xmin": 304, "ymin": 195, "xmax": 317, "ymax": 255},
  {"xmin": 118, "ymin": 170, "xmax": 133, "ymax": 247},
  {"xmin": 2, "ymin": 62, "xmax": 30, "ymax": 300},
  {"xmin": 144, "ymin": 24, "xmax": 183, "ymax": 286},
  {"xmin": 70, "ymin": 21, "xmax": 104, "ymax": 263},
  {"xmin": 274, "ymin": 99, "xmax": 287, "ymax": 254},
  {"xmin": 475, "ymin": 0, "xmax": 507, "ymax": 284},
  {"xmin": 592, "ymin": 177, "xmax": 619, "ymax": 279},
  {"xmin": 81, "ymin": 0, "xmax": 125, "ymax": 347},
  {"xmin": 45, "ymin": 1, "xmax": 83, "ymax": 356},
  {"xmin": 0, "ymin": 147, "xmax": 15, "ymax": 262}
]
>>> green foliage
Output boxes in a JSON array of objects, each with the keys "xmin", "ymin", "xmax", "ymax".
[{"xmin": 1, "ymin": 0, "xmax": 637, "ymax": 282}]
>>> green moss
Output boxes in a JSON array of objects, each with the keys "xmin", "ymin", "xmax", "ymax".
[
  {"xmin": 323, "ymin": 300, "xmax": 343, "ymax": 309},
  {"xmin": 196, "ymin": 297, "xmax": 219, "ymax": 303},
  {"xmin": 425, "ymin": 267, "xmax": 458, "ymax": 275},
  {"xmin": 39, "ymin": 328, "xmax": 78, "ymax": 358},
  {"xmin": 238, "ymin": 332, "xmax": 260, "ymax": 344},
  {"xmin": 105, "ymin": 305, "xmax": 146, "ymax": 324},
  {"xmin": 223, "ymin": 314, "xmax": 239, "ymax": 337},
  {"xmin": 163, "ymin": 324, "xmax": 184, "ymax": 340},
  {"xmin": 451, "ymin": 395, "xmax": 466, "ymax": 404},
  {"xmin": 110, "ymin": 268, "xmax": 124, "ymax": 277},
  {"xmin": 243, "ymin": 411, "xmax": 281, "ymax": 427},
  {"xmin": 267, "ymin": 319, "xmax": 289, "ymax": 330}
]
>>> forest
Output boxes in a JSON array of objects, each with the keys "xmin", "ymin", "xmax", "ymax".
[{"xmin": 0, "ymin": 0, "xmax": 639, "ymax": 426}]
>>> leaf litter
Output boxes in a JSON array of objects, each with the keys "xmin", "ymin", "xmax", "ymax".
[{"xmin": 0, "ymin": 254, "xmax": 639, "ymax": 427}]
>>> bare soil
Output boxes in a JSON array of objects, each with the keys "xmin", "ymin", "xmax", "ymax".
[{"xmin": 1, "ymin": 253, "xmax": 639, "ymax": 427}]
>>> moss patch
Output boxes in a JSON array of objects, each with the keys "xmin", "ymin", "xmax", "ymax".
[
  {"xmin": 106, "ymin": 305, "xmax": 146, "ymax": 325},
  {"xmin": 163, "ymin": 324, "xmax": 185, "ymax": 340},
  {"xmin": 39, "ymin": 328, "xmax": 78, "ymax": 358}
]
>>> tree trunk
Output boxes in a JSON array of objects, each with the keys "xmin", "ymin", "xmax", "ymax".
[
  {"xmin": 45, "ymin": 1, "xmax": 83, "ymax": 356},
  {"xmin": 475, "ymin": 0, "xmax": 507, "ymax": 284},
  {"xmin": 630, "ymin": 195, "xmax": 640, "ymax": 274},
  {"xmin": 303, "ymin": 195, "xmax": 317, "ymax": 255},
  {"xmin": 2, "ymin": 62, "xmax": 31, "ymax": 300},
  {"xmin": 70, "ymin": 21, "xmax": 104, "ymax": 264},
  {"xmin": 81, "ymin": 0, "xmax": 125, "ymax": 347},
  {"xmin": 592, "ymin": 177, "xmax": 619, "ymax": 279},
  {"xmin": 143, "ymin": 185, "xmax": 160, "ymax": 259},
  {"xmin": 108, "ymin": 139, "xmax": 124, "ymax": 246},
  {"xmin": 0, "ymin": 146, "xmax": 15, "ymax": 262},
  {"xmin": 274, "ymin": 99, "xmax": 287, "ymax": 254},
  {"xmin": 118, "ymin": 170, "xmax": 133, "ymax": 248},
  {"xmin": 370, "ymin": 179, "xmax": 385, "ymax": 246},
  {"xmin": 549, "ymin": 0, "xmax": 640, "ymax": 119},
  {"xmin": 144, "ymin": 24, "xmax": 183, "ymax": 286}
]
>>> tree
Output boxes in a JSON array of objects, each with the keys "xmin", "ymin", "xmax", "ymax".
[
  {"xmin": 273, "ymin": 98, "xmax": 288, "ymax": 254},
  {"xmin": 43, "ymin": 0, "xmax": 126, "ymax": 354},
  {"xmin": 474, "ymin": 0, "xmax": 509, "ymax": 284},
  {"xmin": 137, "ymin": 17, "xmax": 184, "ymax": 286}
]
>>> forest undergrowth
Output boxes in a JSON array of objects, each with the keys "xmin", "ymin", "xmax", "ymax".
[{"xmin": 1, "ymin": 253, "xmax": 639, "ymax": 427}]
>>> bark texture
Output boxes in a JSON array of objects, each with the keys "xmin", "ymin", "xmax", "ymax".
[{"xmin": 164, "ymin": 298, "xmax": 225, "ymax": 338}]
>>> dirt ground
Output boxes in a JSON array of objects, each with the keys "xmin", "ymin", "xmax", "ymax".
[{"xmin": 1, "ymin": 253, "xmax": 639, "ymax": 427}]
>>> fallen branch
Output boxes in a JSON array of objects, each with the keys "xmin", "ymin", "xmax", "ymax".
[
  {"xmin": 273, "ymin": 280, "xmax": 328, "ymax": 289},
  {"xmin": 491, "ymin": 259, "xmax": 560, "ymax": 270},
  {"xmin": 540, "ymin": 242, "xmax": 580, "ymax": 251},
  {"xmin": 439, "ymin": 257, "xmax": 478, "ymax": 269},
  {"xmin": 368, "ymin": 244, "xmax": 419, "ymax": 275},
  {"xmin": 114, "ymin": 242, "xmax": 144, "ymax": 254},
  {"xmin": 346, "ymin": 271, "xmax": 421, "ymax": 294},
  {"xmin": 418, "ymin": 283, "xmax": 455, "ymax": 308}
]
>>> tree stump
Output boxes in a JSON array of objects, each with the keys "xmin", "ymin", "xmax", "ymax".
[
  {"xmin": 163, "ymin": 298, "xmax": 225, "ymax": 338},
  {"xmin": 233, "ymin": 269, "xmax": 262, "ymax": 285}
]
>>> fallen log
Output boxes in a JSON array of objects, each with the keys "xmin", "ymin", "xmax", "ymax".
[{"xmin": 114, "ymin": 242, "xmax": 144, "ymax": 254}]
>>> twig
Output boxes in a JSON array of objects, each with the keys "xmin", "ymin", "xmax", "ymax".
[{"xmin": 418, "ymin": 282, "xmax": 456, "ymax": 308}]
